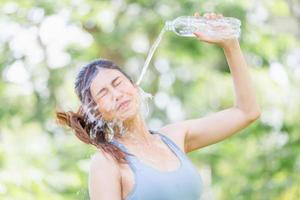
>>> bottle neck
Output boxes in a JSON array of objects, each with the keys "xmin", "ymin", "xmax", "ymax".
[{"xmin": 165, "ymin": 21, "xmax": 173, "ymax": 31}]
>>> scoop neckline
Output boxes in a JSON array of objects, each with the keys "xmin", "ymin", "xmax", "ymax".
[
  {"xmin": 113, "ymin": 130, "xmax": 183, "ymax": 173},
  {"xmin": 137, "ymin": 131, "xmax": 183, "ymax": 173}
]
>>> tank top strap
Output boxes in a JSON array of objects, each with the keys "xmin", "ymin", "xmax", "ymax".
[{"xmin": 150, "ymin": 130, "xmax": 186, "ymax": 159}]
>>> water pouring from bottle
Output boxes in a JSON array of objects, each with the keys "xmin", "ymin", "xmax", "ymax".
[
  {"xmin": 82, "ymin": 13, "xmax": 242, "ymax": 141},
  {"xmin": 135, "ymin": 13, "xmax": 241, "ymax": 87}
]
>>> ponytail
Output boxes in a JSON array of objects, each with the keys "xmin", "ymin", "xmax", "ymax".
[{"xmin": 55, "ymin": 106, "xmax": 128, "ymax": 164}]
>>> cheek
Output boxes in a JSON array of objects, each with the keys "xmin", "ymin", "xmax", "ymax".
[
  {"xmin": 97, "ymin": 103, "xmax": 114, "ymax": 120},
  {"xmin": 118, "ymin": 85, "xmax": 136, "ymax": 100},
  {"xmin": 123, "ymin": 82, "xmax": 137, "ymax": 94},
  {"xmin": 99, "ymin": 98, "xmax": 116, "ymax": 112},
  {"xmin": 119, "ymin": 83, "xmax": 132, "ymax": 93},
  {"xmin": 95, "ymin": 97, "xmax": 112, "ymax": 114}
]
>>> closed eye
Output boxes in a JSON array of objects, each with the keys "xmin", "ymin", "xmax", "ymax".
[
  {"xmin": 98, "ymin": 89, "xmax": 107, "ymax": 98},
  {"xmin": 96, "ymin": 77, "xmax": 123, "ymax": 99},
  {"xmin": 114, "ymin": 79, "xmax": 123, "ymax": 87}
]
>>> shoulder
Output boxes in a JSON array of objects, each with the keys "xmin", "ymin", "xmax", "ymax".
[
  {"xmin": 88, "ymin": 150, "xmax": 122, "ymax": 199},
  {"xmin": 157, "ymin": 122, "xmax": 187, "ymax": 153},
  {"xmin": 89, "ymin": 150, "xmax": 120, "ymax": 174}
]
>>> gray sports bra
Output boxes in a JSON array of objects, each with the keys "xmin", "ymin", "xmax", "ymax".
[{"xmin": 110, "ymin": 130, "xmax": 203, "ymax": 200}]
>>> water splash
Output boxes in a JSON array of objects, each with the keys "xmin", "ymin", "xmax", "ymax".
[
  {"xmin": 80, "ymin": 84, "xmax": 152, "ymax": 140},
  {"xmin": 80, "ymin": 24, "xmax": 168, "ymax": 141}
]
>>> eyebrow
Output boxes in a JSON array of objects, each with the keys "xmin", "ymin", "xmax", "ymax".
[{"xmin": 96, "ymin": 76, "xmax": 121, "ymax": 96}]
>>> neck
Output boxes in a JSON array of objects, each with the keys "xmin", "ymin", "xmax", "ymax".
[{"xmin": 116, "ymin": 112, "xmax": 153, "ymax": 144}]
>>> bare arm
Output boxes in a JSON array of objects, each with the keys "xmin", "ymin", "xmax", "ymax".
[
  {"xmin": 223, "ymin": 39, "xmax": 261, "ymax": 114},
  {"xmin": 159, "ymin": 12, "xmax": 261, "ymax": 153},
  {"xmin": 88, "ymin": 152, "xmax": 122, "ymax": 200}
]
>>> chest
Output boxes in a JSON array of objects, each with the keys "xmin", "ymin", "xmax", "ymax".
[
  {"xmin": 119, "ymin": 142, "xmax": 184, "ymax": 199},
  {"xmin": 119, "ymin": 156, "xmax": 202, "ymax": 200}
]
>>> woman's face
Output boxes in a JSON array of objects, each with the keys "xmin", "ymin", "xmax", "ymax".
[{"xmin": 89, "ymin": 68, "xmax": 140, "ymax": 122}]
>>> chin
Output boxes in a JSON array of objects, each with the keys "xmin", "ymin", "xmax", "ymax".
[{"xmin": 118, "ymin": 106, "xmax": 139, "ymax": 122}]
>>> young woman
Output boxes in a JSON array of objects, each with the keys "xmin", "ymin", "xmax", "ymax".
[{"xmin": 56, "ymin": 12, "xmax": 261, "ymax": 200}]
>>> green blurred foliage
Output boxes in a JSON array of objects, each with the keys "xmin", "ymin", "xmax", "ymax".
[{"xmin": 1, "ymin": 0, "xmax": 300, "ymax": 199}]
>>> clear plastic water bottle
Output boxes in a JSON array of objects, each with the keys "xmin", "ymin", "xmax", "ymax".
[{"xmin": 165, "ymin": 16, "xmax": 241, "ymax": 39}]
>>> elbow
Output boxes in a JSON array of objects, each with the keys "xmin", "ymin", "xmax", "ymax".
[{"xmin": 245, "ymin": 109, "xmax": 261, "ymax": 122}]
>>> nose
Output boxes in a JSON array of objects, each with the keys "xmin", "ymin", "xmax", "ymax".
[{"xmin": 110, "ymin": 87, "xmax": 123, "ymax": 102}]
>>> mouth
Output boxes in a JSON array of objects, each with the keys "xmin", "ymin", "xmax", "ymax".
[{"xmin": 117, "ymin": 100, "xmax": 131, "ymax": 111}]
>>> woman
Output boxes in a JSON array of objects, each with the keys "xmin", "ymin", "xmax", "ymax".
[{"xmin": 56, "ymin": 12, "xmax": 261, "ymax": 200}]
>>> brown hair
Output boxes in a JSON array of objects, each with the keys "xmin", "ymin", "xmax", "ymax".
[{"xmin": 55, "ymin": 59, "xmax": 135, "ymax": 164}]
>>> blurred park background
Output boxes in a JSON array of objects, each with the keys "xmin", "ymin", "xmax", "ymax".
[{"xmin": 1, "ymin": 0, "xmax": 300, "ymax": 199}]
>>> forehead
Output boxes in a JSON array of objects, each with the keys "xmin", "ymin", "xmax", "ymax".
[{"xmin": 91, "ymin": 68, "xmax": 124, "ymax": 88}]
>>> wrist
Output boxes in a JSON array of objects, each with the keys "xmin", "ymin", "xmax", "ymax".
[{"xmin": 220, "ymin": 38, "xmax": 240, "ymax": 50}]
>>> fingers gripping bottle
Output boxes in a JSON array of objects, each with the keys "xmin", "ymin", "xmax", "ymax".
[{"xmin": 165, "ymin": 16, "xmax": 241, "ymax": 39}]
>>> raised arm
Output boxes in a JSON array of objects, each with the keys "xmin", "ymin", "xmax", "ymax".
[{"xmin": 159, "ymin": 12, "xmax": 261, "ymax": 153}]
